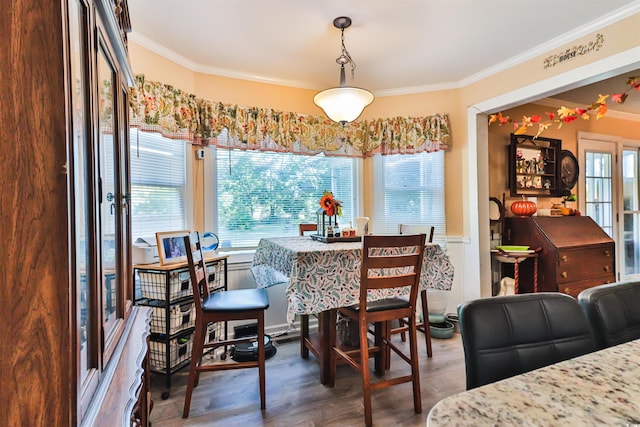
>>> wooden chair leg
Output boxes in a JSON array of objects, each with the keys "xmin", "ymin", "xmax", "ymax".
[
  {"xmin": 328, "ymin": 310, "xmax": 337, "ymax": 387},
  {"xmin": 300, "ymin": 314, "xmax": 309, "ymax": 359},
  {"xmin": 183, "ymin": 320, "xmax": 206, "ymax": 418},
  {"xmin": 421, "ymin": 290, "xmax": 433, "ymax": 358},
  {"xmin": 359, "ymin": 316, "xmax": 373, "ymax": 427},
  {"xmin": 385, "ymin": 321, "xmax": 392, "ymax": 371},
  {"xmin": 258, "ymin": 313, "xmax": 266, "ymax": 410},
  {"xmin": 374, "ymin": 321, "xmax": 385, "ymax": 374},
  {"xmin": 408, "ymin": 314, "xmax": 422, "ymax": 414}
]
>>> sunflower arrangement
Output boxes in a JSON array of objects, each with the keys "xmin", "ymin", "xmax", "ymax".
[{"xmin": 319, "ymin": 190, "xmax": 342, "ymax": 217}]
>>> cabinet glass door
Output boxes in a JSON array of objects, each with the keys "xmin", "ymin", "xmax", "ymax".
[
  {"xmin": 68, "ymin": 0, "xmax": 94, "ymax": 387},
  {"xmin": 97, "ymin": 45, "xmax": 121, "ymax": 346}
]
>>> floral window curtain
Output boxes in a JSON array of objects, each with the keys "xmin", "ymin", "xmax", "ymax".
[{"xmin": 129, "ymin": 74, "xmax": 450, "ymax": 156}]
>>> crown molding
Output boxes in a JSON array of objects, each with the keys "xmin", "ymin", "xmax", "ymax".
[
  {"xmin": 458, "ymin": 1, "xmax": 640, "ymax": 89},
  {"xmin": 129, "ymin": 32, "xmax": 319, "ymax": 90}
]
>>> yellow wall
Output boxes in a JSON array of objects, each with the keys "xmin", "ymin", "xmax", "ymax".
[{"xmin": 128, "ymin": 12, "xmax": 640, "ymax": 237}]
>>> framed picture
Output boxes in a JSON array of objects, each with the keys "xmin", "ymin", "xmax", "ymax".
[{"xmin": 156, "ymin": 230, "xmax": 190, "ymax": 265}]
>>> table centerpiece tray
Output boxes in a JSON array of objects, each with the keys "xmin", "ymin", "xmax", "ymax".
[{"xmin": 310, "ymin": 234, "xmax": 362, "ymax": 243}]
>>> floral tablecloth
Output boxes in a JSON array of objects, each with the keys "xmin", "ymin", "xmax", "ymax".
[{"xmin": 251, "ymin": 236, "xmax": 455, "ymax": 324}]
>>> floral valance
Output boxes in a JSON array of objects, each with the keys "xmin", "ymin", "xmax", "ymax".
[{"xmin": 129, "ymin": 74, "xmax": 450, "ymax": 156}]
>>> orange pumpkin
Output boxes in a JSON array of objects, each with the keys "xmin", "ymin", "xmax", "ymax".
[{"xmin": 511, "ymin": 199, "xmax": 537, "ymax": 217}]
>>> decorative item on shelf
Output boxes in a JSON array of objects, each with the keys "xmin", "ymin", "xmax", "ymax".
[
  {"xmin": 511, "ymin": 196, "xmax": 537, "ymax": 217},
  {"xmin": 313, "ymin": 16, "xmax": 374, "ymax": 125},
  {"xmin": 561, "ymin": 194, "xmax": 580, "ymax": 216}
]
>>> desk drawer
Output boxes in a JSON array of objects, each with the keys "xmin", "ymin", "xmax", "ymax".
[
  {"xmin": 556, "ymin": 246, "xmax": 614, "ymax": 284},
  {"xmin": 560, "ymin": 276, "xmax": 616, "ymax": 298}
]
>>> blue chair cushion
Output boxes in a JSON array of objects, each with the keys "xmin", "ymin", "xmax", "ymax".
[{"xmin": 203, "ymin": 288, "xmax": 269, "ymax": 312}]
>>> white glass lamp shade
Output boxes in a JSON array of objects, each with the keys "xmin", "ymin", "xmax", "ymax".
[{"xmin": 314, "ymin": 86, "xmax": 374, "ymax": 125}]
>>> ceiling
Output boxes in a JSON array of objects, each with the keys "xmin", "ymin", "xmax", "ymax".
[{"xmin": 128, "ymin": 0, "xmax": 640, "ymax": 112}]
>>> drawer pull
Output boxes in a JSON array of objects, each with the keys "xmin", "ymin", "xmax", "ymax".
[
  {"xmin": 604, "ymin": 250, "xmax": 611, "ymax": 257},
  {"xmin": 604, "ymin": 265, "xmax": 611, "ymax": 272},
  {"xmin": 561, "ymin": 271, "xmax": 568, "ymax": 279},
  {"xmin": 561, "ymin": 255, "xmax": 568, "ymax": 262}
]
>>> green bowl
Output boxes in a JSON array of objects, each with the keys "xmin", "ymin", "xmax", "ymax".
[
  {"xmin": 429, "ymin": 321, "xmax": 454, "ymax": 339},
  {"xmin": 496, "ymin": 245, "xmax": 530, "ymax": 251},
  {"xmin": 428, "ymin": 313, "xmax": 446, "ymax": 323}
]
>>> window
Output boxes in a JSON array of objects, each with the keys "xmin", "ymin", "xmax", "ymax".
[
  {"xmin": 372, "ymin": 151, "xmax": 446, "ymax": 244},
  {"xmin": 130, "ymin": 129, "xmax": 188, "ymax": 239},
  {"xmin": 584, "ymin": 150, "xmax": 613, "ymax": 237},
  {"xmin": 210, "ymin": 131, "xmax": 359, "ymax": 248}
]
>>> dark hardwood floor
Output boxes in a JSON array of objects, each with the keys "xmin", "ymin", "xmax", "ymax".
[{"xmin": 150, "ymin": 331, "xmax": 466, "ymax": 426}]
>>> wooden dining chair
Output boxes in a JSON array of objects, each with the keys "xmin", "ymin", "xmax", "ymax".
[
  {"xmin": 298, "ymin": 223, "xmax": 318, "ymax": 359},
  {"xmin": 182, "ymin": 231, "xmax": 270, "ymax": 418},
  {"xmin": 328, "ymin": 233, "xmax": 426, "ymax": 427},
  {"xmin": 298, "ymin": 223, "xmax": 317, "ymax": 236},
  {"xmin": 394, "ymin": 225, "xmax": 435, "ymax": 358}
]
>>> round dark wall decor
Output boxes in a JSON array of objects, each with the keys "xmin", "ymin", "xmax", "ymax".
[{"xmin": 560, "ymin": 150, "xmax": 579, "ymax": 192}]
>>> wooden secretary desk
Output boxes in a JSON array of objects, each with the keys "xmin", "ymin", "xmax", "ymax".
[{"xmin": 503, "ymin": 216, "xmax": 615, "ymax": 297}]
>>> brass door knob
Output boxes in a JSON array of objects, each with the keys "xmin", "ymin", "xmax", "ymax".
[
  {"xmin": 561, "ymin": 271, "xmax": 568, "ymax": 279},
  {"xmin": 561, "ymin": 255, "xmax": 568, "ymax": 262}
]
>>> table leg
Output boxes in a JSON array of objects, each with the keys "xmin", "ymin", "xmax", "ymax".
[
  {"xmin": 318, "ymin": 310, "xmax": 336, "ymax": 385},
  {"xmin": 300, "ymin": 314, "xmax": 309, "ymax": 359}
]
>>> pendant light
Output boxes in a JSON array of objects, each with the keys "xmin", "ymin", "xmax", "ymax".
[{"xmin": 314, "ymin": 17, "xmax": 374, "ymax": 125}]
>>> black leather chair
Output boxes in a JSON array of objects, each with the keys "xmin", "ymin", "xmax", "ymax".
[
  {"xmin": 578, "ymin": 281, "xmax": 640, "ymax": 349},
  {"xmin": 458, "ymin": 292, "xmax": 596, "ymax": 390}
]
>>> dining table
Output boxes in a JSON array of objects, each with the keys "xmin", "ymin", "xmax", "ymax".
[
  {"xmin": 427, "ymin": 338, "xmax": 640, "ymax": 426},
  {"xmin": 251, "ymin": 236, "xmax": 455, "ymax": 384}
]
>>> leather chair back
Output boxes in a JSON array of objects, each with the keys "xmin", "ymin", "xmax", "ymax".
[
  {"xmin": 578, "ymin": 281, "xmax": 640, "ymax": 349},
  {"xmin": 458, "ymin": 292, "xmax": 596, "ymax": 389}
]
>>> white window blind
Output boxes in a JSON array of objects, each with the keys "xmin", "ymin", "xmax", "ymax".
[
  {"xmin": 372, "ymin": 151, "xmax": 446, "ymax": 246},
  {"xmin": 130, "ymin": 129, "xmax": 187, "ymax": 238},
  {"xmin": 213, "ymin": 134, "xmax": 358, "ymax": 248}
]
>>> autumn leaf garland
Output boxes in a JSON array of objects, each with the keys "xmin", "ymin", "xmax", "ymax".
[{"xmin": 489, "ymin": 76, "xmax": 640, "ymax": 138}]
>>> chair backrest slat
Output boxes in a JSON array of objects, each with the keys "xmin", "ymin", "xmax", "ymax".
[
  {"xmin": 399, "ymin": 224, "xmax": 434, "ymax": 243},
  {"xmin": 184, "ymin": 231, "xmax": 209, "ymax": 311}
]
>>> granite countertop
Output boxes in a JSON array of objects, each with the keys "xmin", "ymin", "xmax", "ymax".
[{"xmin": 427, "ymin": 338, "xmax": 640, "ymax": 426}]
